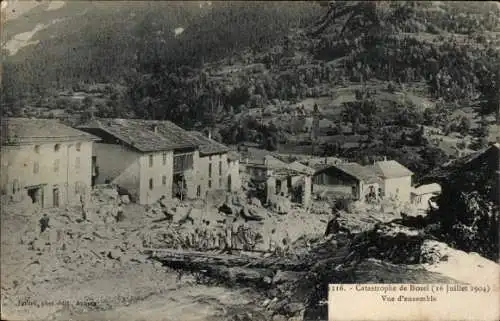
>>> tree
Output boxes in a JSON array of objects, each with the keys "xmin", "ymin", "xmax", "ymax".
[{"xmin": 82, "ymin": 96, "xmax": 94, "ymax": 110}]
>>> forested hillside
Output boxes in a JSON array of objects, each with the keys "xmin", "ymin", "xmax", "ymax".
[{"xmin": 2, "ymin": 1, "xmax": 499, "ymax": 141}]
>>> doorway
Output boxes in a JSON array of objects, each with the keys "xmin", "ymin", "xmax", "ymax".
[
  {"xmin": 172, "ymin": 173, "xmax": 187, "ymax": 200},
  {"xmin": 227, "ymin": 175, "xmax": 232, "ymax": 192},
  {"xmin": 26, "ymin": 186, "xmax": 44, "ymax": 207},
  {"xmin": 52, "ymin": 187, "xmax": 60, "ymax": 207}
]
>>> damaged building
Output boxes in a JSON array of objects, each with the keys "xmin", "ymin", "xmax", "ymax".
[
  {"xmin": 78, "ymin": 118, "xmax": 240, "ymax": 205},
  {"xmin": 266, "ymin": 162, "xmax": 314, "ymax": 211},
  {"xmin": 1, "ymin": 118, "xmax": 99, "ymax": 207},
  {"xmin": 188, "ymin": 131, "xmax": 241, "ymax": 196}
]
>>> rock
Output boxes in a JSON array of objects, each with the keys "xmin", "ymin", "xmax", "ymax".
[
  {"xmin": 100, "ymin": 187, "xmax": 119, "ymax": 200},
  {"xmin": 159, "ymin": 197, "xmax": 171, "ymax": 208},
  {"xmin": 120, "ymin": 195, "xmax": 130, "ymax": 204},
  {"xmin": 108, "ymin": 249, "xmax": 122, "ymax": 260},
  {"xmin": 282, "ymin": 302, "xmax": 304, "ymax": 317},
  {"xmin": 250, "ymin": 197, "xmax": 262, "ymax": 207},
  {"xmin": 130, "ymin": 255, "xmax": 148, "ymax": 264},
  {"xmin": 31, "ymin": 238, "xmax": 46, "ymax": 251},
  {"xmin": 272, "ymin": 271, "xmax": 306, "ymax": 284},
  {"xmin": 272, "ymin": 315, "xmax": 287, "ymax": 321}
]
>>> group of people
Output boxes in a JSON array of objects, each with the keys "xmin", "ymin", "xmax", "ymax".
[{"xmin": 185, "ymin": 218, "xmax": 260, "ymax": 252}]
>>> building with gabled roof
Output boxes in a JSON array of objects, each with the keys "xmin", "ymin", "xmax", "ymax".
[
  {"xmin": 369, "ymin": 160, "xmax": 414, "ymax": 203},
  {"xmin": 79, "ymin": 118, "xmax": 199, "ymax": 152},
  {"xmin": 312, "ymin": 162, "xmax": 382, "ymax": 202},
  {"xmin": 1, "ymin": 118, "xmax": 99, "ymax": 208},
  {"xmin": 188, "ymin": 131, "xmax": 241, "ymax": 195},
  {"xmin": 78, "ymin": 118, "xmax": 235, "ymax": 204}
]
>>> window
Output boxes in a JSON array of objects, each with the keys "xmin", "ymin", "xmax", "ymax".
[
  {"xmin": 54, "ymin": 159, "xmax": 60, "ymax": 172},
  {"xmin": 34, "ymin": 145, "xmax": 40, "ymax": 154},
  {"xmin": 75, "ymin": 181, "xmax": 84, "ymax": 194},
  {"xmin": 76, "ymin": 143, "xmax": 81, "ymax": 152},
  {"xmin": 219, "ymin": 161, "xmax": 222, "ymax": 176},
  {"xmin": 162, "ymin": 152, "xmax": 167, "ymax": 165},
  {"xmin": 33, "ymin": 162, "xmax": 39, "ymax": 174},
  {"xmin": 208, "ymin": 180, "xmax": 212, "ymax": 188},
  {"xmin": 54, "ymin": 144, "xmax": 61, "ymax": 152},
  {"xmin": 173, "ymin": 152, "xmax": 194, "ymax": 173},
  {"xmin": 12, "ymin": 179, "xmax": 20, "ymax": 194},
  {"xmin": 197, "ymin": 185, "xmax": 201, "ymax": 197},
  {"xmin": 208, "ymin": 163, "xmax": 212, "ymax": 178},
  {"xmin": 276, "ymin": 179, "xmax": 282, "ymax": 195},
  {"xmin": 162, "ymin": 175, "xmax": 167, "ymax": 186},
  {"xmin": 149, "ymin": 178, "xmax": 154, "ymax": 190},
  {"xmin": 218, "ymin": 177, "xmax": 222, "ymax": 187},
  {"xmin": 75, "ymin": 157, "xmax": 81, "ymax": 169},
  {"xmin": 149, "ymin": 154, "xmax": 154, "ymax": 167}
]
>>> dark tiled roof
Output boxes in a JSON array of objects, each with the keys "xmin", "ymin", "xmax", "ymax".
[
  {"xmin": 1, "ymin": 117, "xmax": 99, "ymax": 145},
  {"xmin": 78, "ymin": 118, "xmax": 199, "ymax": 152},
  {"xmin": 311, "ymin": 163, "xmax": 332, "ymax": 172},
  {"xmin": 187, "ymin": 131, "xmax": 230, "ymax": 156},
  {"xmin": 333, "ymin": 163, "xmax": 382, "ymax": 184}
]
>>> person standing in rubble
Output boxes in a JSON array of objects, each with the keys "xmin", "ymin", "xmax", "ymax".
[
  {"xmin": 39, "ymin": 214, "xmax": 50, "ymax": 233},
  {"xmin": 193, "ymin": 228, "xmax": 200, "ymax": 250},
  {"xmin": 223, "ymin": 219, "xmax": 232, "ymax": 254},
  {"xmin": 217, "ymin": 229, "xmax": 226, "ymax": 252},
  {"xmin": 282, "ymin": 232, "xmax": 292, "ymax": 256},
  {"xmin": 231, "ymin": 218, "xmax": 240, "ymax": 251},
  {"xmin": 240, "ymin": 220, "xmax": 251, "ymax": 251},
  {"xmin": 200, "ymin": 227, "xmax": 208, "ymax": 250},
  {"xmin": 268, "ymin": 228, "xmax": 277, "ymax": 253},
  {"xmin": 80, "ymin": 194, "xmax": 87, "ymax": 221}
]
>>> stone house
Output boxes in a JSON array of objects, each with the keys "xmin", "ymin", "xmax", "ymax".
[
  {"xmin": 1, "ymin": 118, "xmax": 98, "ymax": 208},
  {"xmin": 242, "ymin": 154, "xmax": 287, "ymax": 183},
  {"xmin": 370, "ymin": 160, "xmax": 414, "ymax": 203},
  {"xmin": 266, "ymin": 161, "xmax": 314, "ymax": 209},
  {"xmin": 78, "ymin": 118, "xmax": 201, "ymax": 205},
  {"xmin": 188, "ymin": 131, "xmax": 241, "ymax": 195},
  {"xmin": 312, "ymin": 162, "xmax": 381, "ymax": 202}
]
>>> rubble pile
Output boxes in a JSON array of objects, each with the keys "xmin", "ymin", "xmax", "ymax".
[
  {"xmin": 0, "ymin": 186, "xmax": 153, "ymax": 305},
  {"xmin": 268, "ymin": 195, "xmax": 292, "ymax": 214},
  {"xmin": 420, "ymin": 239, "xmax": 449, "ymax": 264},
  {"xmin": 337, "ymin": 208, "xmax": 400, "ymax": 234},
  {"xmin": 310, "ymin": 201, "xmax": 331, "ymax": 215},
  {"xmin": 349, "ymin": 223, "xmax": 425, "ymax": 264},
  {"xmin": 1, "ymin": 184, "xmax": 330, "ymax": 320}
]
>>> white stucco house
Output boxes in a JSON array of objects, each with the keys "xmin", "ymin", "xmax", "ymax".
[
  {"xmin": 78, "ymin": 118, "xmax": 239, "ymax": 205},
  {"xmin": 1, "ymin": 118, "xmax": 98, "ymax": 208},
  {"xmin": 370, "ymin": 160, "xmax": 414, "ymax": 203}
]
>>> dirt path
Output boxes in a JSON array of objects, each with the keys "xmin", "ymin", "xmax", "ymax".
[{"xmin": 2, "ymin": 262, "xmax": 263, "ymax": 321}]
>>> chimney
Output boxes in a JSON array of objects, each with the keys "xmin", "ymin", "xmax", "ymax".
[
  {"xmin": 152, "ymin": 125, "xmax": 158, "ymax": 133},
  {"xmin": 208, "ymin": 130, "xmax": 212, "ymax": 140},
  {"xmin": 383, "ymin": 156, "xmax": 387, "ymax": 161}
]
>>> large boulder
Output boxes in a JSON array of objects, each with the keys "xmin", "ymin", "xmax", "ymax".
[{"xmin": 120, "ymin": 195, "xmax": 130, "ymax": 204}]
